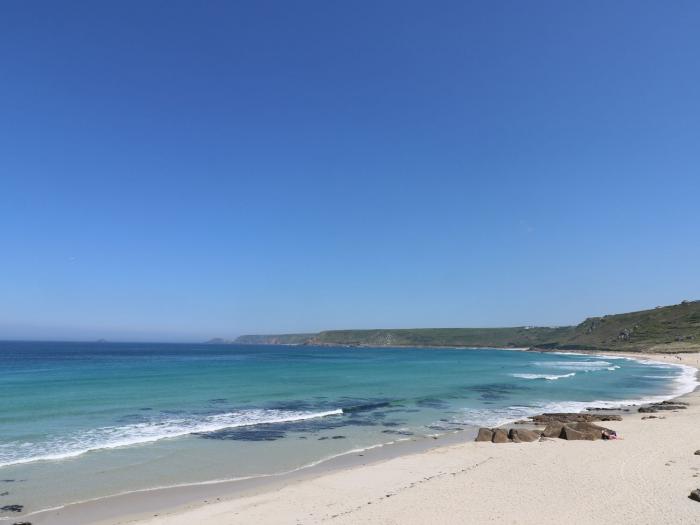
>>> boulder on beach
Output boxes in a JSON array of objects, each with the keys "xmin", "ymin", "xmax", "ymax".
[
  {"xmin": 689, "ymin": 489, "xmax": 700, "ymax": 503},
  {"xmin": 491, "ymin": 428, "xmax": 510, "ymax": 443},
  {"xmin": 542, "ymin": 422, "xmax": 612, "ymax": 440},
  {"xmin": 542, "ymin": 424, "xmax": 565, "ymax": 438},
  {"xmin": 561, "ymin": 424, "xmax": 597, "ymax": 441},
  {"xmin": 475, "ymin": 428, "xmax": 494, "ymax": 442},
  {"xmin": 509, "ymin": 428, "xmax": 541, "ymax": 442}
]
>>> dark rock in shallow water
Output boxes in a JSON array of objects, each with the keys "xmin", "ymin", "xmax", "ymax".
[
  {"xmin": 382, "ymin": 429, "xmax": 414, "ymax": 436},
  {"xmin": 469, "ymin": 383, "xmax": 529, "ymax": 402},
  {"xmin": 689, "ymin": 489, "xmax": 700, "ymax": 502},
  {"xmin": 331, "ymin": 435, "xmax": 346, "ymax": 439},
  {"xmin": 343, "ymin": 418, "xmax": 379, "ymax": 427},
  {"xmin": 195, "ymin": 426, "xmax": 286, "ymax": 441},
  {"xmin": 475, "ymin": 428, "xmax": 494, "ymax": 442},
  {"xmin": 1, "ymin": 504, "xmax": 23, "ymax": 512},
  {"xmin": 415, "ymin": 398, "xmax": 449, "ymax": 409},
  {"xmin": 341, "ymin": 400, "xmax": 393, "ymax": 413}
]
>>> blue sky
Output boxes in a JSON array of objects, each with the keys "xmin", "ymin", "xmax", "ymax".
[{"xmin": 1, "ymin": 1, "xmax": 699, "ymax": 341}]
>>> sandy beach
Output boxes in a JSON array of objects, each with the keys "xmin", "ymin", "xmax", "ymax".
[{"xmin": 27, "ymin": 351, "xmax": 700, "ymax": 525}]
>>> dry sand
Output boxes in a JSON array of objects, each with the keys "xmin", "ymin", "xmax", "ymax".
[{"xmin": 35, "ymin": 352, "xmax": 700, "ymax": 525}]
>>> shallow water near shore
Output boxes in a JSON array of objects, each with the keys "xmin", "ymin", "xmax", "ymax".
[{"xmin": 0, "ymin": 341, "xmax": 696, "ymax": 520}]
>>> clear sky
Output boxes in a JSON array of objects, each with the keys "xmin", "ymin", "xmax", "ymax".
[{"xmin": 1, "ymin": 1, "xmax": 699, "ymax": 342}]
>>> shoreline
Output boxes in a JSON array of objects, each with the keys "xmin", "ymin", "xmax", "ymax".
[{"xmin": 24, "ymin": 349, "xmax": 700, "ymax": 525}]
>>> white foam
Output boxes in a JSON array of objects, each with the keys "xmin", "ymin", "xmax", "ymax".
[
  {"xmin": 534, "ymin": 360, "xmax": 614, "ymax": 372},
  {"xmin": 0, "ymin": 408, "xmax": 342, "ymax": 468},
  {"xmin": 455, "ymin": 354, "xmax": 699, "ymax": 428},
  {"xmin": 511, "ymin": 372, "xmax": 576, "ymax": 380}
]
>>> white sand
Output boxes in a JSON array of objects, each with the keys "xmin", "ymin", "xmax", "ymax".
[{"xmin": 41, "ymin": 353, "xmax": 700, "ymax": 525}]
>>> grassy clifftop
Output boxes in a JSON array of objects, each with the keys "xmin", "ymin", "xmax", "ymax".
[
  {"xmin": 230, "ymin": 301, "xmax": 700, "ymax": 353},
  {"xmin": 308, "ymin": 326, "xmax": 574, "ymax": 348},
  {"xmin": 551, "ymin": 300, "xmax": 700, "ymax": 352}
]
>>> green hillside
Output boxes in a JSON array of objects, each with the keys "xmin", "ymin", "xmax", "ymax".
[
  {"xmin": 550, "ymin": 300, "xmax": 700, "ymax": 352},
  {"xmin": 229, "ymin": 301, "xmax": 700, "ymax": 353},
  {"xmin": 309, "ymin": 326, "xmax": 573, "ymax": 348}
]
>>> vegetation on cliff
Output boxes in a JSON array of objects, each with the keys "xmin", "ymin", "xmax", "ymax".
[{"xmin": 227, "ymin": 301, "xmax": 700, "ymax": 353}]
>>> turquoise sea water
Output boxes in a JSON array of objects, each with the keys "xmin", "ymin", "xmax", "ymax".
[{"xmin": 0, "ymin": 342, "xmax": 696, "ymax": 519}]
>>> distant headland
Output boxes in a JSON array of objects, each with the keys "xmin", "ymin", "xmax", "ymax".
[{"xmin": 209, "ymin": 301, "xmax": 700, "ymax": 353}]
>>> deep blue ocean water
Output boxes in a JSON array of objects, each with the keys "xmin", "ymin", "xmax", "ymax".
[{"xmin": 0, "ymin": 341, "xmax": 696, "ymax": 518}]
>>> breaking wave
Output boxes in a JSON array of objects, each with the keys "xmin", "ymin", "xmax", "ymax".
[
  {"xmin": 0, "ymin": 408, "xmax": 342, "ymax": 468},
  {"xmin": 511, "ymin": 372, "xmax": 576, "ymax": 380}
]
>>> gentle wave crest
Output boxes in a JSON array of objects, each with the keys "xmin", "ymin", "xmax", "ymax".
[
  {"xmin": 0, "ymin": 408, "xmax": 342, "ymax": 468},
  {"xmin": 511, "ymin": 372, "xmax": 576, "ymax": 380},
  {"xmin": 456, "ymin": 359, "xmax": 699, "ymax": 428},
  {"xmin": 534, "ymin": 360, "xmax": 621, "ymax": 372}
]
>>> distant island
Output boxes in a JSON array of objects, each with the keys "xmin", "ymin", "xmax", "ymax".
[{"xmin": 210, "ymin": 301, "xmax": 700, "ymax": 353}]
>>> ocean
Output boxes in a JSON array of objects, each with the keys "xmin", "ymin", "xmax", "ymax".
[{"xmin": 0, "ymin": 341, "xmax": 696, "ymax": 520}]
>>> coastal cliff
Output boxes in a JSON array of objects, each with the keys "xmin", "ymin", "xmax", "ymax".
[{"xmin": 224, "ymin": 301, "xmax": 700, "ymax": 353}]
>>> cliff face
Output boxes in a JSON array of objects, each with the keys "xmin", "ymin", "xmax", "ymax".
[
  {"xmin": 553, "ymin": 300, "xmax": 700, "ymax": 352},
  {"xmin": 307, "ymin": 326, "xmax": 574, "ymax": 348},
  {"xmin": 225, "ymin": 301, "xmax": 700, "ymax": 353},
  {"xmin": 233, "ymin": 333, "xmax": 317, "ymax": 345}
]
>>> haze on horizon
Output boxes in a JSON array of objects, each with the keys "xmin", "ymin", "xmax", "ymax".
[{"xmin": 2, "ymin": 2, "xmax": 699, "ymax": 343}]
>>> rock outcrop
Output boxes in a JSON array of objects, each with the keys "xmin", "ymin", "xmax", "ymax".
[
  {"xmin": 543, "ymin": 422, "xmax": 613, "ymax": 440},
  {"xmin": 491, "ymin": 428, "xmax": 510, "ymax": 443},
  {"xmin": 508, "ymin": 428, "xmax": 540, "ymax": 442},
  {"xmin": 529, "ymin": 413, "xmax": 622, "ymax": 424},
  {"xmin": 638, "ymin": 400, "xmax": 688, "ymax": 413},
  {"xmin": 475, "ymin": 428, "xmax": 494, "ymax": 442},
  {"xmin": 476, "ymin": 414, "xmax": 617, "ymax": 443}
]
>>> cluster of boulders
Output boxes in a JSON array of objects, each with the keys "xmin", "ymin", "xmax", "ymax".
[
  {"xmin": 541, "ymin": 421, "xmax": 614, "ymax": 440},
  {"xmin": 638, "ymin": 400, "xmax": 688, "ymax": 413},
  {"xmin": 476, "ymin": 427, "xmax": 541, "ymax": 443},
  {"xmin": 476, "ymin": 413, "xmax": 617, "ymax": 443}
]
